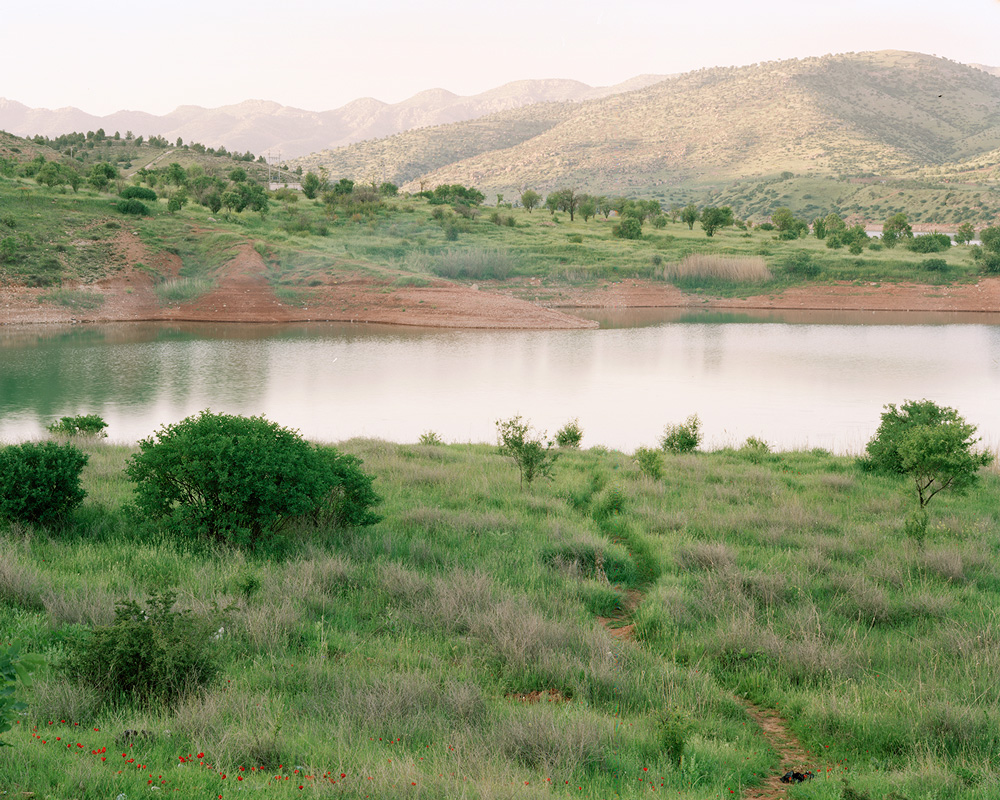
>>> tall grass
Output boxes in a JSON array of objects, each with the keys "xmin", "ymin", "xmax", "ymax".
[
  {"xmin": 421, "ymin": 247, "xmax": 518, "ymax": 280},
  {"xmin": 154, "ymin": 277, "xmax": 213, "ymax": 304},
  {"xmin": 665, "ymin": 253, "xmax": 773, "ymax": 282}
]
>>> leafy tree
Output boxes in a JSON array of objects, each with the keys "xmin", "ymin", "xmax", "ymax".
[
  {"xmin": 0, "ymin": 441, "xmax": 88, "ymax": 525},
  {"xmin": 812, "ymin": 216, "xmax": 826, "ymax": 239},
  {"xmin": 979, "ymin": 226, "xmax": 1000, "ymax": 253},
  {"xmin": 228, "ymin": 167, "xmax": 247, "ymax": 183},
  {"xmin": 165, "ymin": 162, "xmax": 187, "ymax": 187},
  {"xmin": 881, "ymin": 213, "xmax": 913, "ymax": 249},
  {"xmin": 126, "ymin": 411, "xmax": 379, "ymax": 548},
  {"xmin": 824, "ymin": 212, "xmax": 846, "ymax": 235},
  {"xmin": 954, "ymin": 222, "xmax": 976, "ymax": 245},
  {"xmin": 597, "ymin": 196, "xmax": 614, "ymax": 219},
  {"xmin": 680, "ymin": 203, "xmax": 699, "ymax": 230},
  {"xmin": 301, "ymin": 172, "xmax": 322, "ymax": 199},
  {"xmin": 862, "ymin": 399, "xmax": 993, "ymax": 509},
  {"xmin": 87, "ymin": 162, "xmax": 118, "ymax": 191},
  {"xmin": 578, "ymin": 196, "xmax": 597, "ymax": 222},
  {"xmin": 548, "ymin": 188, "xmax": 580, "ymax": 221},
  {"xmin": 378, "ymin": 181, "xmax": 398, "ymax": 197},
  {"xmin": 771, "ymin": 207, "xmax": 797, "ymax": 232},
  {"xmin": 520, "ymin": 189, "xmax": 540, "ymax": 213},
  {"xmin": 496, "ymin": 415, "xmax": 557, "ymax": 488},
  {"xmin": 907, "ymin": 233, "xmax": 951, "ymax": 253},
  {"xmin": 699, "ymin": 206, "xmax": 733, "ymax": 237}
]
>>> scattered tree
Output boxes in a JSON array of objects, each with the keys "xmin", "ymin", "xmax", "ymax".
[
  {"xmin": 496, "ymin": 415, "xmax": 557, "ymax": 488},
  {"xmin": 699, "ymin": 206, "xmax": 733, "ymax": 237},
  {"xmin": 881, "ymin": 213, "xmax": 913, "ymax": 249},
  {"xmin": 954, "ymin": 222, "xmax": 976, "ymax": 245},
  {"xmin": 520, "ymin": 189, "xmax": 541, "ymax": 213},
  {"xmin": 862, "ymin": 399, "xmax": 993, "ymax": 510},
  {"xmin": 680, "ymin": 203, "xmax": 699, "ymax": 230}
]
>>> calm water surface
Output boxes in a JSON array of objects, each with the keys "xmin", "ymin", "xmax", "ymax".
[{"xmin": 2, "ymin": 309, "xmax": 998, "ymax": 453}]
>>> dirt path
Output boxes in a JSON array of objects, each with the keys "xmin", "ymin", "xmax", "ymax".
[{"xmin": 597, "ymin": 597, "xmax": 815, "ymax": 799}]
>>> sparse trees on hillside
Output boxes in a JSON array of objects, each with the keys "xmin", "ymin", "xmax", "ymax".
[
  {"xmin": 680, "ymin": 203, "xmax": 698, "ymax": 230},
  {"xmin": 547, "ymin": 188, "xmax": 580, "ymax": 221},
  {"xmin": 520, "ymin": 189, "xmax": 541, "ymax": 213},
  {"xmin": 699, "ymin": 206, "xmax": 733, "ymax": 237}
]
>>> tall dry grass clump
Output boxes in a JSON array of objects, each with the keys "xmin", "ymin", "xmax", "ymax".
[{"xmin": 665, "ymin": 254, "xmax": 772, "ymax": 282}]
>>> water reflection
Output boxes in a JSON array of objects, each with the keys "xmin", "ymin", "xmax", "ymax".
[{"xmin": 1, "ymin": 318, "xmax": 997, "ymax": 453}]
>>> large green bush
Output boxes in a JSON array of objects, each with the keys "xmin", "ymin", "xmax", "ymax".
[
  {"xmin": 60, "ymin": 591, "xmax": 219, "ymax": 706},
  {"xmin": 119, "ymin": 185, "xmax": 157, "ymax": 201},
  {"xmin": 0, "ymin": 441, "xmax": 88, "ymax": 525},
  {"xmin": 125, "ymin": 411, "xmax": 379, "ymax": 547}
]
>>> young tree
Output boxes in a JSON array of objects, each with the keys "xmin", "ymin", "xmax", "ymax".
[
  {"xmin": 699, "ymin": 206, "xmax": 733, "ymax": 237},
  {"xmin": 881, "ymin": 213, "xmax": 913, "ymax": 249},
  {"xmin": 302, "ymin": 171, "xmax": 322, "ymax": 199},
  {"xmin": 520, "ymin": 189, "xmax": 541, "ymax": 213},
  {"xmin": 496, "ymin": 416, "xmax": 557, "ymax": 488},
  {"xmin": 680, "ymin": 203, "xmax": 699, "ymax": 230},
  {"xmin": 862, "ymin": 399, "xmax": 993, "ymax": 510},
  {"xmin": 954, "ymin": 222, "xmax": 976, "ymax": 245}
]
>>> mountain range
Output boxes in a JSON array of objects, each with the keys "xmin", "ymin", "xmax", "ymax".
[
  {"xmin": 293, "ymin": 51, "xmax": 1000, "ymax": 197},
  {"xmin": 0, "ymin": 75, "xmax": 669, "ymax": 161}
]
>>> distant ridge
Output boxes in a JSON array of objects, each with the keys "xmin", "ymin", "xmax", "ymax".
[
  {"xmin": 0, "ymin": 75, "xmax": 670, "ymax": 161},
  {"xmin": 289, "ymin": 51, "xmax": 1000, "ymax": 197}
]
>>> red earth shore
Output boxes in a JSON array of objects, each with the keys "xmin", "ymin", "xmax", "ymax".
[{"xmin": 2, "ymin": 233, "xmax": 998, "ymax": 328}]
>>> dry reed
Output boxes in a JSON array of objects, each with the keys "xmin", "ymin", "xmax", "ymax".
[{"xmin": 664, "ymin": 254, "xmax": 772, "ymax": 282}]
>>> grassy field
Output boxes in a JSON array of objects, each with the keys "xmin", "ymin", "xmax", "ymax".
[{"xmin": 1, "ymin": 433, "xmax": 998, "ymax": 799}]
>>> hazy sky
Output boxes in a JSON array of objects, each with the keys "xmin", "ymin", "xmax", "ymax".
[{"xmin": 4, "ymin": 0, "xmax": 999, "ymax": 115}]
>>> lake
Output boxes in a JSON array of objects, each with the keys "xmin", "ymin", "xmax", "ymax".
[{"xmin": 2, "ymin": 309, "xmax": 998, "ymax": 453}]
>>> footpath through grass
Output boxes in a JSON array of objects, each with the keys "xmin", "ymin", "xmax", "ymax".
[{"xmin": 1, "ymin": 439, "xmax": 998, "ymax": 799}]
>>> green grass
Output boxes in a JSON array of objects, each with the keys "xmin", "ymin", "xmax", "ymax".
[
  {"xmin": 37, "ymin": 289, "xmax": 106, "ymax": 310},
  {"xmin": 1, "ymin": 435, "xmax": 998, "ymax": 798},
  {"xmin": 1, "ymin": 172, "xmax": 991, "ymax": 309}
]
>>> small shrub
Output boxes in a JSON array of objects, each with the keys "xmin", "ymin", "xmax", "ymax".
[
  {"xmin": 783, "ymin": 251, "xmax": 820, "ymax": 277},
  {"xmin": 756, "ymin": 222, "xmax": 776, "ymax": 231},
  {"xmin": 907, "ymin": 233, "xmax": 951, "ymax": 253},
  {"xmin": 613, "ymin": 217, "xmax": 643, "ymax": 239},
  {"xmin": 418, "ymin": 430, "xmax": 444, "ymax": 446},
  {"xmin": 660, "ymin": 414, "xmax": 702, "ymax": 454},
  {"xmin": 634, "ymin": 447, "xmax": 663, "ymax": 480},
  {"xmin": 60, "ymin": 591, "xmax": 220, "ymax": 706},
  {"xmin": 658, "ymin": 709, "xmax": 692, "ymax": 767},
  {"xmin": 922, "ymin": 258, "xmax": 948, "ymax": 272},
  {"xmin": 0, "ymin": 442, "xmax": 88, "ymax": 525},
  {"xmin": 496, "ymin": 416, "xmax": 557, "ymax": 488},
  {"xmin": 555, "ymin": 419, "xmax": 584, "ymax": 448},
  {"xmin": 652, "ymin": 215, "xmax": 668, "ymax": 229},
  {"xmin": 116, "ymin": 198, "xmax": 149, "ymax": 216},
  {"xmin": 1, "ymin": 645, "xmax": 43, "ymax": 745},
  {"xmin": 567, "ymin": 233, "xmax": 583, "ymax": 244},
  {"xmin": 126, "ymin": 411, "xmax": 380, "ymax": 548},
  {"xmin": 739, "ymin": 436, "xmax": 771, "ymax": 463},
  {"xmin": 46, "ymin": 413, "xmax": 108, "ymax": 437}
]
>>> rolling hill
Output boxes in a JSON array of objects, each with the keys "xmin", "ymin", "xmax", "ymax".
[
  {"xmin": 0, "ymin": 75, "xmax": 669, "ymax": 161},
  {"xmin": 291, "ymin": 51, "xmax": 1000, "ymax": 197}
]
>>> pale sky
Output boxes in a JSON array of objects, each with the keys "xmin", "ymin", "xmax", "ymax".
[{"xmin": 3, "ymin": 0, "xmax": 999, "ymax": 116}]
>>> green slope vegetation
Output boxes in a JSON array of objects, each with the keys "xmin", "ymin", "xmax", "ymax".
[{"xmin": 1, "ymin": 434, "xmax": 998, "ymax": 798}]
